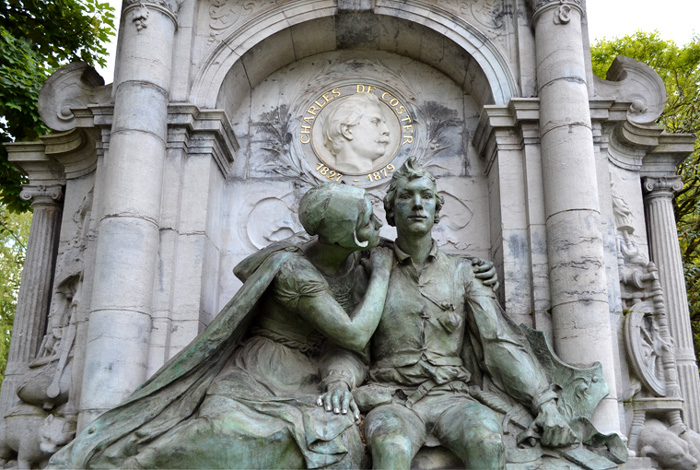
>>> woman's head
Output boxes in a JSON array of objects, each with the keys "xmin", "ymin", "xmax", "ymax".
[{"xmin": 299, "ymin": 184, "xmax": 381, "ymax": 250}]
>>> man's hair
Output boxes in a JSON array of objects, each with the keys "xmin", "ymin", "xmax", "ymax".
[
  {"xmin": 383, "ymin": 157, "xmax": 444, "ymax": 227},
  {"xmin": 323, "ymin": 93, "xmax": 384, "ymax": 156}
]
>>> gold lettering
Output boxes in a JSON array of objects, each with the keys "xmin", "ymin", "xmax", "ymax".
[
  {"xmin": 314, "ymin": 100, "xmax": 325, "ymax": 108},
  {"xmin": 356, "ymin": 85, "xmax": 367, "ymax": 93},
  {"xmin": 301, "ymin": 134, "xmax": 310, "ymax": 144},
  {"xmin": 402, "ymin": 136, "xmax": 414, "ymax": 145},
  {"xmin": 332, "ymin": 88, "xmax": 341, "ymax": 97},
  {"xmin": 322, "ymin": 92, "xmax": 331, "ymax": 103},
  {"xmin": 400, "ymin": 115, "xmax": 412, "ymax": 123},
  {"xmin": 402, "ymin": 125, "xmax": 413, "ymax": 134},
  {"xmin": 396, "ymin": 106, "xmax": 405, "ymax": 115},
  {"xmin": 381, "ymin": 92, "xmax": 391, "ymax": 101},
  {"xmin": 308, "ymin": 105, "xmax": 320, "ymax": 115},
  {"xmin": 303, "ymin": 116, "xmax": 314, "ymax": 125},
  {"xmin": 301, "ymin": 125, "xmax": 311, "ymax": 134}
]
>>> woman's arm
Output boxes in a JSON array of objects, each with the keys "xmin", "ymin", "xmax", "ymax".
[{"xmin": 296, "ymin": 247, "xmax": 393, "ymax": 351}]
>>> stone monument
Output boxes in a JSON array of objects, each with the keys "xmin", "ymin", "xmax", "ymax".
[{"xmin": 1, "ymin": 0, "xmax": 699, "ymax": 468}]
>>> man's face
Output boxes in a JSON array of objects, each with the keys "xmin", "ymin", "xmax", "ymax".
[
  {"xmin": 393, "ymin": 176, "xmax": 437, "ymax": 237},
  {"xmin": 348, "ymin": 105, "xmax": 390, "ymax": 161}
]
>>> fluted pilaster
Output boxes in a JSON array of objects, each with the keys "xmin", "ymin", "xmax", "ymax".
[
  {"xmin": 7, "ymin": 185, "xmax": 64, "ymax": 366},
  {"xmin": 643, "ymin": 176, "xmax": 700, "ymax": 430}
]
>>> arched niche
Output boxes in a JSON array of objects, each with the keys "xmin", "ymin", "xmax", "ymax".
[{"xmin": 191, "ymin": 6, "xmax": 518, "ymax": 113}]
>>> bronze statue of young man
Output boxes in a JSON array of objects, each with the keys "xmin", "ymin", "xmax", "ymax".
[{"xmin": 320, "ymin": 157, "xmax": 577, "ymax": 469}]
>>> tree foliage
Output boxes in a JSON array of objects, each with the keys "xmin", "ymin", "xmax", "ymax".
[
  {"xmin": 0, "ymin": 1, "xmax": 115, "ymax": 382},
  {"xmin": 591, "ymin": 31, "xmax": 700, "ymax": 364},
  {"xmin": 0, "ymin": 207, "xmax": 31, "ymax": 382},
  {"xmin": 0, "ymin": 0, "xmax": 115, "ymax": 212}
]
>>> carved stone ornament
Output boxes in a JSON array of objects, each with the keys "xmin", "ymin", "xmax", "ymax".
[
  {"xmin": 531, "ymin": 0, "xmax": 582, "ymax": 11},
  {"xmin": 638, "ymin": 420, "xmax": 700, "ymax": 470},
  {"xmin": 207, "ymin": 0, "xmax": 278, "ymax": 44},
  {"xmin": 123, "ymin": 0, "xmax": 183, "ymax": 29},
  {"xmin": 434, "ymin": 0, "xmax": 505, "ymax": 29},
  {"xmin": 131, "ymin": 4, "xmax": 149, "ymax": 31},
  {"xmin": 594, "ymin": 56, "xmax": 668, "ymax": 125},
  {"xmin": 553, "ymin": 4, "xmax": 571, "ymax": 24},
  {"xmin": 297, "ymin": 83, "xmax": 412, "ymax": 185},
  {"xmin": 19, "ymin": 185, "xmax": 64, "ymax": 204},
  {"xmin": 38, "ymin": 63, "xmax": 110, "ymax": 132},
  {"xmin": 123, "ymin": 0, "xmax": 183, "ymax": 15},
  {"xmin": 624, "ymin": 302, "xmax": 669, "ymax": 396},
  {"xmin": 275, "ymin": 58, "xmax": 430, "ymax": 188},
  {"xmin": 643, "ymin": 176, "xmax": 684, "ymax": 195}
]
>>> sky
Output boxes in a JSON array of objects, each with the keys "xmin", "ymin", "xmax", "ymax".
[{"xmin": 95, "ymin": 0, "xmax": 700, "ymax": 83}]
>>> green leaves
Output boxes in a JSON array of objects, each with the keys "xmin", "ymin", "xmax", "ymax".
[
  {"xmin": 0, "ymin": 0, "xmax": 115, "ymax": 381},
  {"xmin": 0, "ymin": 0, "xmax": 116, "ymax": 212},
  {"xmin": 0, "ymin": 206, "xmax": 31, "ymax": 382},
  {"xmin": 591, "ymin": 32, "xmax": 700, "ymax": 367}
]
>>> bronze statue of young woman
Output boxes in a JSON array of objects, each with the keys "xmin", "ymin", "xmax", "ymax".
[{"xmin": 49, "ymin": 184, "xmax": 394, "ymax": 469}]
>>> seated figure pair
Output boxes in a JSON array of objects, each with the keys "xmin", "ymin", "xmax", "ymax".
[{"xmin": 49, "ymin": 158, "xmax": 577, "ymax": 469}]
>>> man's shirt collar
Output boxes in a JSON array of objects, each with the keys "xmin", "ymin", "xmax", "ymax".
[{"xmin": 393, "ymin": 239, "xmax": 439, "ymax": 264}]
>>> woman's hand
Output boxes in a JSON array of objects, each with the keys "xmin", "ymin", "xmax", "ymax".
[
  {"xmin": 369, "ymin": 246, "xmax": 393, "ymax": 274},
  {"xmin": 317, "ymin": 384, "xmax": 361, "ymax": 424}
]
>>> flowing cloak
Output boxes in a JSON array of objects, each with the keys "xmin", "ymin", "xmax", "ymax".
[{"xmin": 49, "ymin": 235, "xmax": 352, "ymax": 469}]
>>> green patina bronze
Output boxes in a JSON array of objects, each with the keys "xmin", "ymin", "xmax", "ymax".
[{"xmin": 48, "ymin": 159, "xmax": 625, "ymax": 470}]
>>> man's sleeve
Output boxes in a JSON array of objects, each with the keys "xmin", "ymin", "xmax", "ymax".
[{"xmin": 462, "ymin": 260, "xmax": 556, "ymax": 413}]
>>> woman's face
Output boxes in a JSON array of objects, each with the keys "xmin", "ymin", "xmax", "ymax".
[{"xmin": 354, "ymin": 197, "xmax": 382, "ymax": 249}]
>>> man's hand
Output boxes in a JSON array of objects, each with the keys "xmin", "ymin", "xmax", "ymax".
[
  {"xmin": 471, "ymin": 258, "xmax": 499, "ymax": 291},
  {"xmin": 316, "ymin": 385, "xmax": 361, "ymax": 424},
  {"xmin": 534, "ymin": 401, "xmax": 578, "ymax": 448}
]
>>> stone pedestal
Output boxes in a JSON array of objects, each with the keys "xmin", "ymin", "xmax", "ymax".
[{"xmin": 643, "ymin": 176, "xmax": 700, "ymax": 430}]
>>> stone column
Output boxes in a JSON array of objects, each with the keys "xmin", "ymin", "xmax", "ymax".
[
  {"xmin": 9, "ymin": 185, "xmax": 63, "ymax": 364},
  {"xmin": 643, "ymin": 176, "xmax": 700, "ymax": 430},
  {"xmin": 79, "ymin": 0, "xmax": 179, "ymax": 425},
  {"xmin": 532, "ymin": 0, "xmax": 620, "ymax": 433},
  {"xmin": 0, "ymin": 185, "xmax": 63, "ymax": 409}
]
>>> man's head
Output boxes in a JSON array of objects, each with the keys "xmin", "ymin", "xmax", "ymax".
[
  {"xmin": 383, "ymin": 157, "xmax": 444, "ymax": 238},
  {"xmin": 299, "ymin": 183, "xmax": 381, "ymax": 250},
  {"xmin": 323, "ymin": 93, "xmax": 390, "ymax": 170}
]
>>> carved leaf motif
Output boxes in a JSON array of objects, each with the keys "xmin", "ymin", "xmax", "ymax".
[
  {"xmin": 416, "ymin": 101, "xmax": 466, "ymax": 174},
  {"xmin": 430, "ymin": 0, "xmax": 504, "ymax": 30},
  {"xmin": 470, "ymin": 0, "xmax": 505, "ymax": 29},
  {"xmin": 252, "ymin": 105, "xmax": 316, "ymax": 185},
  {"xmin": 432, "ymin": 0, "xmax": 470, "ymax": 16},
  {"xmin": 208, "ymin": 0, "xmax": 279, "ymax": 44}
]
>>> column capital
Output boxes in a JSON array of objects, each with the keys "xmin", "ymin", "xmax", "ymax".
[
  {"xmin": 642, "ymin": 176, "xmax": 683, "ymax": 197},
  {"xmin": 20, "ymin": 184, "xmax": 64, "ymax": 206}
]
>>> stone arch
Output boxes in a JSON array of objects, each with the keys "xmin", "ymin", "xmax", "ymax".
[{"xmin": 191, "ymin": 2, "xmax": 518, "ymax": 112}]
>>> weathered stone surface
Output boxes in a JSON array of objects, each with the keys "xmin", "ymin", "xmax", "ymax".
[{"xmin": 2, "ymin": 0, "xmax": 698, "ymax": 468}]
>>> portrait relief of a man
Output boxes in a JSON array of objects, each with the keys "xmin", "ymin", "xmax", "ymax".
[{"xmin": 319, "ymin": 93, "xmax": 395, "ymax": 174}]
